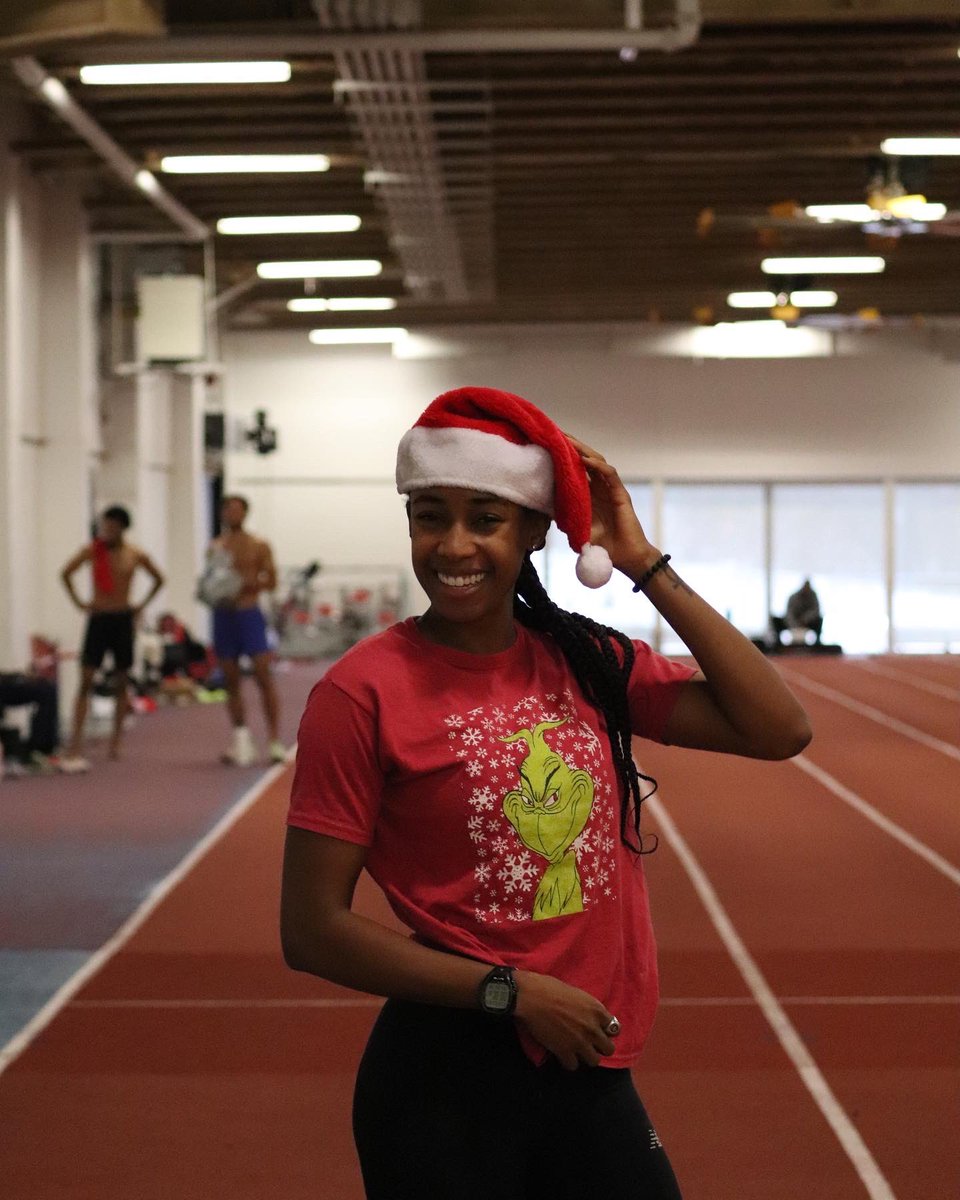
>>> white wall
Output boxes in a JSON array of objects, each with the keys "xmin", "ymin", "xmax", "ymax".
[{"xmin": 221, "ymin": 326, "xmax": 960, "ymax": 613}]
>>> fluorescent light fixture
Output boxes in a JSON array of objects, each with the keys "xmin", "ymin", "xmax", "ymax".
[
  {"xmin": 790, "ymin": 290, "xmax": 838, "ymax": 307},
  {"xmin": 727, "ymin": 291, "xmax": 778, "ymax": 308},
  {"xmin": 761, "ymin": 256, "xmax": 885, "ymax": 274},
  {"xmin": 727, "ymin": 290, "xmax": 837, "ymax": 308},
  {"xmin": 805, "ymin": 204, "xmax": 878, "ymax": 223},
  {"xmin": 884, "ymin": 197, "xmax": 946, "ymax": 221},
  {"xmin": 258, "ymin": 259, "xmax": 382, "ymax": 279},
  {"xmin": 309, "ymin": 327, "xmax": 407, "ymax": 345},
  {"xmin": 80, "ymin": 62, "xmax": 292, "ymax": 85},
  {"xmin": 161, "ymin": 154, "xmax": 329, "ymax": 174},
  {"xmin": 288, "ymin": 297, "xmax": 397, "ymax": 312},
  {"xmin": 881, "ymin": 137, "xmax": 960, "ymax": 156},
  {"xmin": 217, "ymin": 214, "xmax": 360, "ymax": 235}
]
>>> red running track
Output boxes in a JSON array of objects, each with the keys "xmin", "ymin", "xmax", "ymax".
[{"xmin": 0, "ymin": 655, "xmax": 957, "ymax": 1198}]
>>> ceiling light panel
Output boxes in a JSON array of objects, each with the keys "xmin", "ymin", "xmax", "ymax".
[
  {"xmin": 881, "ymin": 138, "xmax": 960, "ymax": 156},
  {"xmin": 287, "ymin": 297, "xmax": 397, "ymax": 312},
  {"xmin": 217, "ymin": 215, "xmax": 360, "ymax": 235},
  {"xmin": 761, "ymin": 257, "xmax": 885, "ymax": 274},
  {"xmin": 161, "ymin": 155, "xmax": 329, "ymax": 174},
  {"xmin": 257, "ymin": 260, "xmax": 382, "ymax": 279},
  {"xmin": 80, "ymin": 62, "xmax": 292, "ymax": 85},
  {"xmin": 728, "ymin": 290, "xmax": 838, "ymax": 309}
]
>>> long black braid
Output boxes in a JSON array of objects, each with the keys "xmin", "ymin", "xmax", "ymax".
[{"xmin": 514, "ymin": 556, "xmax": 659, "ymax": 855}]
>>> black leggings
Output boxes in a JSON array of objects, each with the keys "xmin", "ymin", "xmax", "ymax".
[{"xmin": 353, "ymin": 999, "xmax": 683, "ymax": 1200}]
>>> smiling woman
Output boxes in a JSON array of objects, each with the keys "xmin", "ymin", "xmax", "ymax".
[
  {"xmin": 407, "ymin": 488, "xmax": 547, "ymax": 654},
  {"xmin": 280, "ymin": 386, "xmax": 811, "ymax": 1200}
]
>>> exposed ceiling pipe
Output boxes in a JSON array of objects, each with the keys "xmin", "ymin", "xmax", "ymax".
[
  {"xmin": 11, "ymin": 56, "xmax": 208, "ymax": 242},
  {"xmin": 52, "ymin": 5, "xmax": 702, "ymax": 61}
]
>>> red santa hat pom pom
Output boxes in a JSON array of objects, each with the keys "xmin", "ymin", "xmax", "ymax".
[{"xmin": 575, "ymin": 542, "xmax": 613, "ymax": 589}]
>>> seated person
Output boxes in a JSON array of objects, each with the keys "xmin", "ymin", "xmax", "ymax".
[
  {"xmin": 771, "ymin": 579, "xmax": 823, "ymax": 645},
  {"xmin": 158, "ymin": 612, "xmax": 213, "ymax": 686},
  {"xmin": 0, "ymin": 670, "xmax": 60, "ymax": 771}
]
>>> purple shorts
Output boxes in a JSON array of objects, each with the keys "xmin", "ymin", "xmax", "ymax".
[{"xmin": 212, "ymin": 606, "xmax": 270, "ymax": 661}]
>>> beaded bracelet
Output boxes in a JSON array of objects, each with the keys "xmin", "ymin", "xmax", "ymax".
[{"xmin": 631, "ymin": 553, "xmax": 672, "ymax": 593}]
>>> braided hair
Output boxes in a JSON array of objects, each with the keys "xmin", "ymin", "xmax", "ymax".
[{"xmin": 513, "ymin": 556, "xmax": 659, "ymax": 855}]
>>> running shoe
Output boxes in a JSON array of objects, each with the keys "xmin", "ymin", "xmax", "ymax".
[
  {"xmin": 221, "ymin": 727, "xmax": 255, "ymax": 767},
  {"xmin": 59, "ymin": 756, "xmax": 91, "ymax": 774}
]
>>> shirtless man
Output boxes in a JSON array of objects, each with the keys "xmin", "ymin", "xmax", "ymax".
[
  {"xmin": 60, "ymin": 505, "xmax": 165, "ymax": 771},
  {"xmin": 209, "ymin": 494, "xmax": 284, "ymax": 766}
]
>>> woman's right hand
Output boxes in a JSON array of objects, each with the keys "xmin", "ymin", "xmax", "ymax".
[{"xmin": 514, "ymin": 970, "xmax": 618, "ymax": 1069}]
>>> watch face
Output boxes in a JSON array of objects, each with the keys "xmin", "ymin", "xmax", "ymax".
[{"xmin": 484, "ymin": 979, "xmax": 512, "ymax": 1011}]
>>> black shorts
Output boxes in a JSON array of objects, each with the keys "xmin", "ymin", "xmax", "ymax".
[{"xmin": 81, "ymin": 611, "xmax": 135, "ymax": 672}]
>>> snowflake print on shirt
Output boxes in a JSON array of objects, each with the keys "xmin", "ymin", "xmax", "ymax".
[{"xmin": 443, "ymin": 690, "xmax": 619, "ymax": 926}]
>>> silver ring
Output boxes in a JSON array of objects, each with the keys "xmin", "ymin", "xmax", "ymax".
[{"xmin": 606, "ymin": 1016, "xmax": 621, "ymax": 1037}]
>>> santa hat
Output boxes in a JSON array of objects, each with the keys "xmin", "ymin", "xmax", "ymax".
[{"xmin": 395, "ymin": 386, "xmax": 613, "ymax": 588}]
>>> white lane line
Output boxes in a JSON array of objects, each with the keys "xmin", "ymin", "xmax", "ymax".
[
  {"xmin": 782, "ymin": 671, "xmax": 960, "ymax": 764},
  {"xmin": 774, "ymin": 995, "xmax": 960, "ymax": 1006},
  {"xmin": 68, "ymin": 995, "xmax": 960, "ymax": 1009},
  {"xmin": 661, "ymin": 995, "xmax": 960, "ymax": 1007},
  {"xmin": 647, "ymin": 793, "xmax": 897, "ymax": 1200},
  {"xmin": 792, "ymin": 755, "xmax": 960, "ymax": 888},
  {"xmin": 0, "ymin": 761, "xmax": 291, "ymax": 1077},
  {"xmin": 848, "ymin": 660, "xmax": 960, "ymax": 702},
  {"xmin": 71, "ymin": 998, "xmax": 385, "ymax": 1009}
]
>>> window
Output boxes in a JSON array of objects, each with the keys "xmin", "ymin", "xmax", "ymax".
[
  {"xmin": 660, "ymin": 484, "xmax": 766, "ymax": 655},
  {"xmin": 537, "ymin": 478, "xmax": 959, "ymax": 657},
  {"xmin": 772, "ymin": 484, "xmax": 886, "ymax": 654},
  {"xmin": 893, "ymin": 483, "xmax": 960, "ymax": 652}
]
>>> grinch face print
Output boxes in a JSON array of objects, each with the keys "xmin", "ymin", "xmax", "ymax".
[
  {"xmin": 501, "ymin": 718, "xmax": 594, "ymax": 920},
  {"xmin": 444, "ymin": 691, "xmax": 619, "ymax": 926}
]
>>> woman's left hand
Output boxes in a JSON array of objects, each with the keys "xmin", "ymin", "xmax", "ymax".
[{"xmin": 565, "ymin": 434, "xmax": 660, "ymax": 581}]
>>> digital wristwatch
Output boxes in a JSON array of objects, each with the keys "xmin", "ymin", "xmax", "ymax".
[{"xmin": 477, "ymin": 965, "xmax": 518, "ymax": 1016}]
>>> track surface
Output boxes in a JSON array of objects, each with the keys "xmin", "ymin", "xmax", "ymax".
[{"xmin": 1, "ymin": 655, "xmax": 957, "ymax": 1199}]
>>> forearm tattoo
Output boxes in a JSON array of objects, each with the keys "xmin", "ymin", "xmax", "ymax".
[{"xmin": 663, "ymin": 565, "xmax": 694, "ymax": 596}]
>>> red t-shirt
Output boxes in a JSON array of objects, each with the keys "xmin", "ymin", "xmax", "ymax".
[{"xmin": 288, "ymin": 617, "xmax": 696, "ymax": 1067}]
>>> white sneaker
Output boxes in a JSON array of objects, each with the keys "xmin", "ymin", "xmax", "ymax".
[
  {"xmin": 268, "ymin": 740, "xmax": 287, "ymax": 764},
  {"xmin": 59, "ymin": 756, "xmax": 91, "ymax": 774},
  {"xmin": 221, "ymin": 727, "xmax": 255, "ymax": 767}
]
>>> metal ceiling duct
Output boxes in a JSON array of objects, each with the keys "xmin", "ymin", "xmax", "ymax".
[
  {"xmin": 316, "ymin": 1, "xmax": 487, "ymax": 303},
  {"xmin": 312, "ymin": 2, "xmax": 699, "ymax": 304}
]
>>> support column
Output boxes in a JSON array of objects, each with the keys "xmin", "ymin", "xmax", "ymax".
[
  {"xmin": 99, "ymin": 368, "xmax": 172, "ymax": 622},
  {"xmin": 0, "ymin": 114, "xmax": 41, "ymax": 667},
  {"xmin": 166, "ymin": 371, "xmax": 208, "ymax": 632},
  {"xmin": 35, "ymin": 179, "xmax": 99, "ymax": 677},
  {"xmin": 99, "ymin": 366, "xmax": 208, "ymax": 630}
]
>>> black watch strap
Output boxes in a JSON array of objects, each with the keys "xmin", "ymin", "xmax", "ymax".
[{"xmin": 478, "ymin": 965, "xmax": 518, "ymax": 1016}]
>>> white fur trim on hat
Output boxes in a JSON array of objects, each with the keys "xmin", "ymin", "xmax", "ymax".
[{"xmin": 396, "ymin": 425, "xmax": 555, "ymax": 515}]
